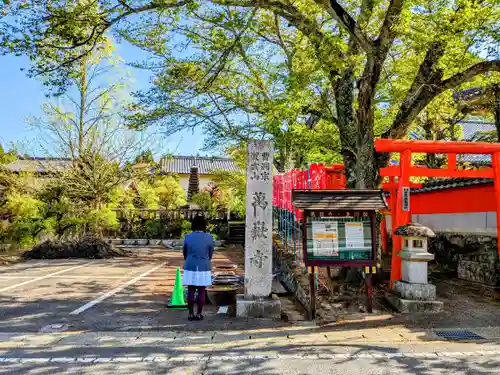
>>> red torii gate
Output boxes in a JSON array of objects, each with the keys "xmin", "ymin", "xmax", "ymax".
[{"xmin": 375, "ymin": 139, "xmax": 500, "ymax": 286}]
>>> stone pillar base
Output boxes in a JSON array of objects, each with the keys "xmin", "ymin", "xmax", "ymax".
[
  {"xmin": 394, "ymin": 281, "xmax": 436, "ymax": 300},
  {"xmin": 385, "ymin": 293, "xmax": 443, "ymax": 313},
  {"xmin": 236, "ymin": 294, "xmax": 281, "ymax": 319}
]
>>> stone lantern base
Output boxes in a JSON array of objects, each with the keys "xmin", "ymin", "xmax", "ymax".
[{"xmin": 386, "ymin": 281, "xmax": 443, "ymax": 313}]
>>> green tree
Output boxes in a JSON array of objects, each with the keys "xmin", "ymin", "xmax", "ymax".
[
  {"xmin": 155, "ymin": 176, "xmax": 187, "ymax": 209},
  {"xmin": 191, "ymin": 191, "xmax": 214, "ymax": 214},
  {"xmin": 2, "ymin": 1, "xmax": 499, "ymax": 186},
  {"xmin": 133, "ymin": 150, "xmax": 154, "ymax": 164},
  {"xmin": 212, "ymin": 148, "xmax": 246, "ymax": 216},
  {"xmin": 25, "ymin": 38, "xmax": 149, "ymax": 226},
  {"xmin": 134, "ymin": 180, "xmax": 160, "ymax": 209},
  {"xmin": 28, "ymin": 39, "xmax": 144, "ymax": 163}
]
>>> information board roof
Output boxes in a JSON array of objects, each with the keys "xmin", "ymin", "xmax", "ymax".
[{"xmin": 291, "ymin": 189, "xmax": 388, "ymax": 211}]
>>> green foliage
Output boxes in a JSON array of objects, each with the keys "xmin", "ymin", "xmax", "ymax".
[
  {"xmin": 212, "ymin": 158, "xmax": 246, "ymax": 217},
  {"xmin": 181, "ymin": 220, "xmax": 192, "ymax": 237},
  {"xmin": 2, "ymin": 191, "xmax": 49, "ymax": 246},
  {"xmin": 87, "ymin": 206, "xmax": 120, "ymax": 234},
  {"xmin": 3, "ymin": 0, "xmax": 500, "ymax": 190},
  {"xmin": 144, "ymin": 220, "xmax": 164, "ymax": 238},
  {"xmin": 155, "ymin": 175, "xmax": 187, "ymax": 209},
  {"xmin": 191, "ymin": 191, "xmax": 214, "ymax": 214},
  {"xmin": 134, "ymin": 150, "xmax": 154, "ymax": 164},
  {"xmin": 0, "ymin": 148, "xmax": 16, "ymax": 165},
  {"xmin": 5, "ymin": 192, "xmax": 43, "ymax": 218},
  {"xmin": 134, "ymin": 181, "xmax": 160, "ymax": 210}
]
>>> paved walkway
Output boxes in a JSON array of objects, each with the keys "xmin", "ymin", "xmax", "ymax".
[{"xmin": 1, "ymin": 326, "xmax": 500, "ymax": 374}]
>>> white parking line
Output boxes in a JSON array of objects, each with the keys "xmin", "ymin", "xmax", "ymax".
[
  {"xmin": 0, "ymin": 263, "xmax": 91, "ymax": 293},
  {"xmin": 69, "ymin": 262, "xmax": 167, "ymax": 315}
]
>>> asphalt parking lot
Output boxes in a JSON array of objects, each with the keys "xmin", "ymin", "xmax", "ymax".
[{"xmin": 0, "ymin": 248, "xmax": 255, "ymax": 333}]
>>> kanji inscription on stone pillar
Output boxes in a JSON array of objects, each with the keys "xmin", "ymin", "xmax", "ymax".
[{"xmin": 245, "ymin": 140, "xmax": 273, "ymax": 298}]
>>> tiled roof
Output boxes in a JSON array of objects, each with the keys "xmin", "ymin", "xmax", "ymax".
[
  {"xmin": 457, "ymin": 120, "xmax": 495, "ymax": 165},
  {"xmin": 3, "ymin": 158, "xmax": 71, "ymax": 174},
  {"xmin": 412, "ymin": 178, "xmax": 493, "ymax": 194},
  {"xmin": 159, "ymin": 155, "xmax": 239, "ymax": 175},
  {"xmin": 292, "ymin": 189, "xmax": 388, "ymax": 211},
  {"xmin": 459, "ymin": 119, "xmax": 496, "ymax": 141}
]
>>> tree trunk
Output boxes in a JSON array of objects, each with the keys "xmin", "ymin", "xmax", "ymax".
[
  {"xmin": 78, "ymin": 56, "xmax": 88, "ymax": 157},
  {"xmin": 423, "ymin": 118, "xmax": 438, "ymax": 167},
  {"xmin": 332, "ymin": 70, "xmax": 360, "ymax": 188},
  {"xmin": 335, "ymin": 114, "xmax": 379, "ymax": 189},
  {"xmin": 494, "ymin": 84, "xmax": 500, "ymax": 142},
  {"xmin": 333, "ymin": 73, "xmax": 379, "ymax": 189}
]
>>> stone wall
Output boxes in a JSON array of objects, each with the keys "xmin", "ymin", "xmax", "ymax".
[
  {"xmin": 273, "ymin": 242, "xmax": 311, "ymax": 315},
  {"xmin": 428, "ymin": 232, "xmax": 499, "ymax": 286}
]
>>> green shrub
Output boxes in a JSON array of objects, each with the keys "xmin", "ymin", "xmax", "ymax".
[
  {"xmin": 191, "ymin": 192, "xmax": 214, "ymax": 214},
  {"xmin": 144, "ymin": 220, "xmax": 164, "ymax": 238}
]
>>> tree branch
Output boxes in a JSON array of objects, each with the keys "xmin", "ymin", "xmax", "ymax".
[
  {"xmin": 441, "ymin": 60, "xmax": 500, "ymax": 90},
  {"xmin": 385, "ymin": 56, "xmax": 500, "ymax": 142},
  {"xmin": 375, "ymin": 0, "xmax": 403, "ymax": 55},
  {"xmin": 318, "ymin": 0, "xmax": 374, "ymax": 53}
]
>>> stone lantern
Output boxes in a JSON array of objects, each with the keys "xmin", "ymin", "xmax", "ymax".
[
  {"xmin": 396, "ymin": 222, "xmax": 435, "ymax": 284},
  {"xmin": 387, "ymin": 223, "xmax": 443, "ymax": 312}
]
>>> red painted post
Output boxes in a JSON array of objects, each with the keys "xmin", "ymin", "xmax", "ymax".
[
  {"xmin": 491, "ymin": 152, "xmax": 500, "ymax": 261},
  {"xmin": 391, "ymin": 150, "xmax": 411, "ymax": 287},
  {"xmin": 448, "ymin": 153, "xmax": 457, "ymax": 171}
]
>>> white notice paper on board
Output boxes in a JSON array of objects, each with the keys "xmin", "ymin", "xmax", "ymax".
[
  {"xmin": 312, "ymin": 221, "xmax": 339, "ymax": 256},
  {"xmin": 345, "ymin": 222, "xmax": 364, "ymax": 249}
]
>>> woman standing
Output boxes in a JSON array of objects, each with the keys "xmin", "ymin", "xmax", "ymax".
[{"xmin": 182, "ymin": 216, "xmax": 214, "ymax": 321}]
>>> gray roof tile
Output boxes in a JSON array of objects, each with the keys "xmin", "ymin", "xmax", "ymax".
[
  {"xmin": 412, "ymin": 178, "xmax": 493, "ymax": 193},
  {"xmin": 159, "ymin": 156, "xmax": 238, "ymax": 175},
  {"xmin": 292, "ymin": 190, "xmax": 388, "ymax": 211},
  {"xmin": 3, "ymin": 158, "xmax": 71, "ymax": 174},
  {"xmin": 457, "ymin": 120, "xmax": 495, "ymax": 165}
]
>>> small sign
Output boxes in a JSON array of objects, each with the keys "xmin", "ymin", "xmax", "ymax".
[
  {"xmin": 345, "ymin": 222, "xmax": 365, "ymax": 249},
  {"xmin": 312, "ymin": 221, "xmax": 339, "ymax": 256},
  {"xmin": 402, "ymin": 187, "xmax": 410, "ymax": 212}
]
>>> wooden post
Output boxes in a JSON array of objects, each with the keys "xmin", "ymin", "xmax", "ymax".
[
  {"xmin": 326, "ymin": 266, "xmax": 333, "ymax": 280},
  {"xmin": 367, "ymin": 211, "xmax": 377, "ymax": 313},
  {"xmin": 309, "ymin": 266, "xmax": 316, "ymax": 320},
  {"xmin": 492, "ymin": 152, "xmax": 500, "ymax": 261},
  {"xmin": 302, "ymin": 211, "xmax": 309, "ymax": 267},
  {"xmin": 365, "ymin": 268, "xmax": 373, "ymax": 313}
]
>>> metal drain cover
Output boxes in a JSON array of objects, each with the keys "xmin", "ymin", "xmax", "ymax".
[{"xmin": 435, "ymin": 330, "xmax": 485, "ymax": 341}]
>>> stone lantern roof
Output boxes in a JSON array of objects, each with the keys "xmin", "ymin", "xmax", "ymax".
[{"xmin": 394, "ymin": 223, "xmax": 435, "ymax": 238}]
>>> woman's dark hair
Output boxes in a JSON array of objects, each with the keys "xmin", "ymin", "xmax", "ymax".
[{"xmin": 191, "ymin": 215, "xmax": 207, "ymax": 232}]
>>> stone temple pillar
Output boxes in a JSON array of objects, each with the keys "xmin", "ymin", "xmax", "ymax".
[{"xmin": 236, "ymin": 140, "xmax": 281, "ymax": 318}]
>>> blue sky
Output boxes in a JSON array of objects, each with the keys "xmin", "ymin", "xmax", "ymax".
[{"xmin": 0, "ymin": 42, "xmax": 209, "ymax": 159}]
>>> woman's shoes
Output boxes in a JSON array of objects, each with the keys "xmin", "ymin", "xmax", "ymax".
[{"xmin": 188, "ymin": 313, "xmax": 204, "ymax": 321}]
